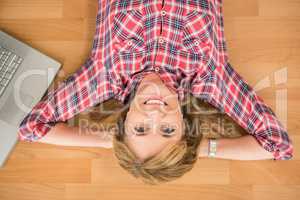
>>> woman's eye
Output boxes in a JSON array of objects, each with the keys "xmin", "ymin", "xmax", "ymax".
[
  {"xmin": 134, "ymin": 126, "xmax": 145, "ymax": 133},
  {"xmin": 160, "ymin": 125, "xmax": 176, "ymax": 136},
  {"xmin": 163, "ymin": 127, "xmax": 175, "ymax": 133},
  {"xmin": 133, "ymin": 124, "xmax": 150, "ymax": 135}
]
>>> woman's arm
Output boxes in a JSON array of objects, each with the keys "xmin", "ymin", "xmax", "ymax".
[
  {"xmin": 35, "ymin": 123, "xmax": 113, "ymax": 148},
  {"xmin": 198, "ymin": 135, "xmax": 274, "ymax": 160},
  {"xmin": 18, "ymin": 57, "xmax": 116, "ymax": 142},
  {"xmin": 192, "ymin": 62, "xmax": 293, "ymax": 160}
]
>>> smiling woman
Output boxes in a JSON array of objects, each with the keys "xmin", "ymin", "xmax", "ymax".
[
  {"xmin": 18, "ymin": 0, "xmax": 293, "ymax": 186},
  {"xmin": 112, "ymin": 72, "xmax": 203, "ymax": 184},
  {"xmin": 121, "ymin": 73, "xmax": 185, "ymax": 159},
  {"xmin": 109, "ymin": 72, "xmax": 251, "ymax": 185}
]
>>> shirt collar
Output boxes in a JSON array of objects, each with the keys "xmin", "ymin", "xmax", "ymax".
[{"xmin": 115, "ymin": 69, "xmax": 187, "ymax": 105}]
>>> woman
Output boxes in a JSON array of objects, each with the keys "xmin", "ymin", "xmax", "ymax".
[{"xmin": 18, "ymin": 0, "xmax": 293, "ymax": 184}]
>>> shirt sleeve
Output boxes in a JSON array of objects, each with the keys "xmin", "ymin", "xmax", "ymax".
[
  {"xmin": 191, "ymin": 62, "xmax": 293, "ymax": 160},
  {"xmin": 18, "ymin": 56, "xmax": 116, "ymax": 142}
]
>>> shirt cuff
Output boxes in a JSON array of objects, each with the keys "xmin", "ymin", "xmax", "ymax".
[
  {"xmin": 18, "ymin": 122, "xmax": 54, "ymax": 142},
  {"xmin": 253, "ymin": 130, "xmax": 294, "ymax": 161}
]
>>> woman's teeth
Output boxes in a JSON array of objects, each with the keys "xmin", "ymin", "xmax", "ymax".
[{"xmin": 145, "ymin": 99, "xmax": 166, "ymax": 105}]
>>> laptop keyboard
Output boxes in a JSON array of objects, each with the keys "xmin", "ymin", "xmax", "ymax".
[{"xmin": 0, "ymin": 46, "xmax": 23, "ymax": 97}]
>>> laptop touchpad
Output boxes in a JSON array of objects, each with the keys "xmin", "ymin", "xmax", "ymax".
[{"xmin": 0, "ymin": 91, "xmax": 34, "ymax": 127}]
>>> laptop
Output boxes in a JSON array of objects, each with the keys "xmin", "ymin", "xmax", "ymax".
[{"xmin": 0, "ymin": 30, "xmax": 61, "ymax": 167}]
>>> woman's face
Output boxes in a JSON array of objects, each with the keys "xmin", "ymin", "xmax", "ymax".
[{"xmin": 124, "ymin": 72, "xmax": 185, "ymax": 161}]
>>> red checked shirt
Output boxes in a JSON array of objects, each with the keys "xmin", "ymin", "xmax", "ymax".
[{"xmin": 18, "ymin": 0, "xmax": 293, "ymax": 160}]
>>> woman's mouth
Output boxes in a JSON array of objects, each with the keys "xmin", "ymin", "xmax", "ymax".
[{"xmin": 143, "ymin": 96, "xmax": 168, "ymax": 106}]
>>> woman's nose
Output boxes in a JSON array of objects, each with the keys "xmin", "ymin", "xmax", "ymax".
[{"xmin": 146, "ymin": 109, "xmax": 165, "ymax": 119}]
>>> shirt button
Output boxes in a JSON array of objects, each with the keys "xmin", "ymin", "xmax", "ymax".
[
  {"xmin": 194, "ymin": 40, "xmax": 200, "ymax": 46},
  {"xmin": 154, "ymin": 67, "xmax": 160, "ymax": 72},
  {"xmin": 127, "ymin": 41, "xmax": 133, "ymax": 46},
  {"xmin": 161, "ymin": 10, "xmax": 166, "ymax": 16},
  {"xmin": 158, "ymin": 38, "xmax": 165, "ymax": 44}
]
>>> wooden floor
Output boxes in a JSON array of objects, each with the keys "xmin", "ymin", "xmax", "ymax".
[{"xmin": 1, "ymin": 0, "xmax": 300, "ymax": 199}]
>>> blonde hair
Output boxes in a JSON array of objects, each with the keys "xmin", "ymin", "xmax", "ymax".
[
  {"xmin": 112, "ymin": 96, "xmax": 203, "ymax": 185},
  {"xmin": 113, "ymin": 138, "xmax": 192, "ymax": 185},
  {"xmin": 86, "ymin": 94, "xmax": 247, "ymax": 185}
]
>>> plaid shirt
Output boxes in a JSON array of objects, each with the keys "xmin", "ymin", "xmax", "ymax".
[{"xmin": 18, "ymin": 0, "xmax": 293, "ymax": 160}]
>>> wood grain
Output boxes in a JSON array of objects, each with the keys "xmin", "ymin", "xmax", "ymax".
[{"xmin": 0, "ymin": 0, "xmax": 299, "ymax": 199}]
